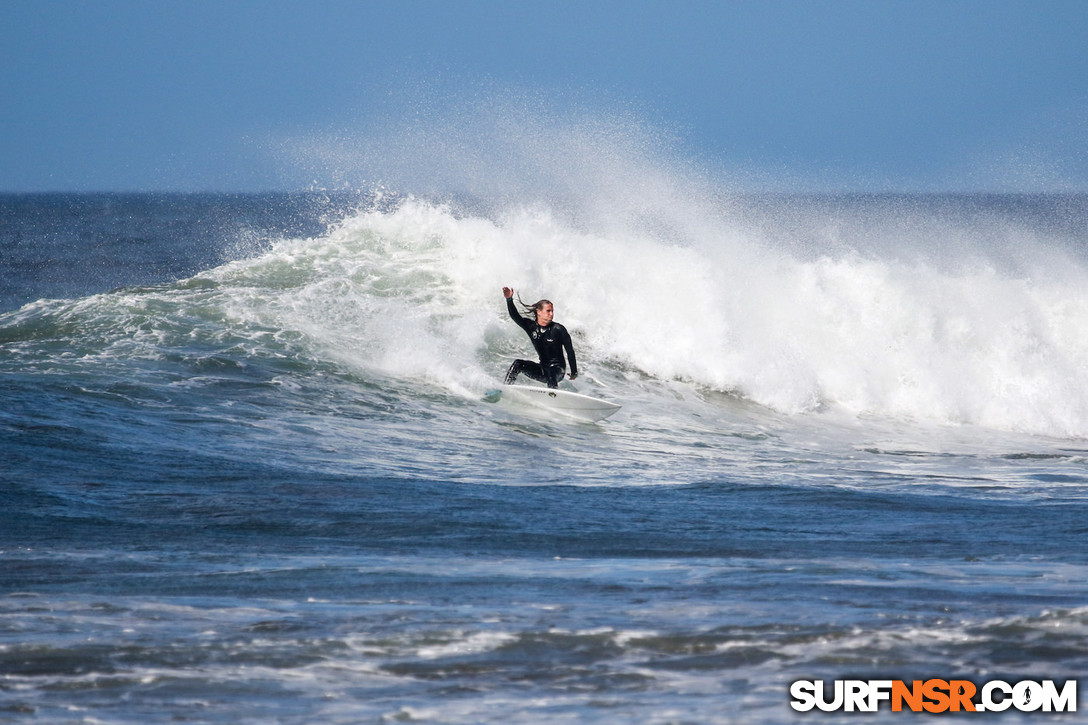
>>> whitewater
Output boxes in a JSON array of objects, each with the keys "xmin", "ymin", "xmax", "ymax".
[
  {"xmin": 204, "ymin": 191, "xmax": 1088, "ymax": 438},
  {"xmin": 2, "ymin": 128, "xmax": 1088, "ymax": 721}
]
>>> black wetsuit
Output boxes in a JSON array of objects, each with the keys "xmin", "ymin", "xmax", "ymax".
[{"xmin": 504, "ymin": 297, "xmax": 578, "ymax": 389}]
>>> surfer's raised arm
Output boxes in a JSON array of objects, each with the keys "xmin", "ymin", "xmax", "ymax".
[{"xmin": 504, "ymin": 288, "xmax": 528, "ymax": 328}]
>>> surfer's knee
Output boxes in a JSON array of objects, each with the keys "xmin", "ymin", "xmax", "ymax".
[
  {"xmin": 505, "ymin": 359, "xmax": 536, "ymax": 385},
  {"xmin": 504, "ymin": 360, "xmax": 522, "ymax": 385}
]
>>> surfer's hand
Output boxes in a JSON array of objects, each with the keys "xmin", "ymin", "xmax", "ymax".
[
  {"xmin": 569, "ymin": 373, "xmax": 578, "ymax": 380},
  {"xmin": 502, "ymin": 287, "xmax": 513, "ymax": 299}
]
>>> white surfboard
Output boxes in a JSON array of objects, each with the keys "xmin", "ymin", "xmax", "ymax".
[{"xmin": 487, "ymin": 385, "xmax": 621, "ymax": 422}]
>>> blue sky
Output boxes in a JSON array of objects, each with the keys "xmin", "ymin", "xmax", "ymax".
[{"xmin": 2, "ymin": 0, "xmax": 1087, "ymax": 192}]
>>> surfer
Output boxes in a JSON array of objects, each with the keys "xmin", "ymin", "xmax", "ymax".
[{"xmin": 502, "ymin": 287, "xmax": 578, "ymax": 389}]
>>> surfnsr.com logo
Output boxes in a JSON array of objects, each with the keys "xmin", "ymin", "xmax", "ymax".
[{"xmin": 790, "ymin": 679, "xmax": 1077, "ymax": 713}]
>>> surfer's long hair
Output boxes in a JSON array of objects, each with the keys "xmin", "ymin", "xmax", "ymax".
[{"xmin": 516, "ymin": 292, "xmax": 553, "ymax": 317}]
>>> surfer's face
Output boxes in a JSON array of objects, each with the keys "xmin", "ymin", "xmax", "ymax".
[{"xmin": 535, "ymin": 303, "xmax": 554, "ymax": 326}]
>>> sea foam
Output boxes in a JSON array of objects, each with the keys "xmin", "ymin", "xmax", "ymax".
[
  {"xmin": 197, "ymin": 189, "xmax": 1088, "ymax": 439},
  {"xmin": 261, "ymin": 99, "xmax": 1088, "ymax": 437}
]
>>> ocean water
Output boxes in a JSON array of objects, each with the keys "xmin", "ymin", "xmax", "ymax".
[{"xmin": 2, "ymin": 189, "xmax": 1088, "ymax": 723}]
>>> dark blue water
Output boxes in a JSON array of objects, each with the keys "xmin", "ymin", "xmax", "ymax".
[{"xmin": 2, "ymin": 193, "xmax": 1087, "ymax": 723}]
